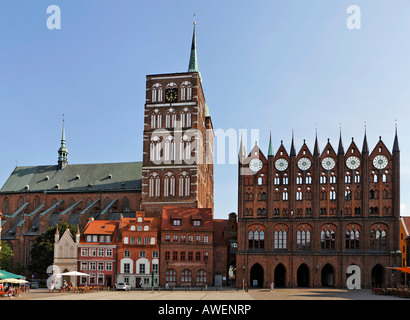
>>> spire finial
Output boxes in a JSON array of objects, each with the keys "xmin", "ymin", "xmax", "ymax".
[{"xmin": 58, "ymin": 115, "xmax": 68, "ymax": 169}]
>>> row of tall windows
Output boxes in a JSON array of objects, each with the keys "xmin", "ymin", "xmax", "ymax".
[
  {"xmin": 151, "ymin": 110, "xmax": 192, "ymax": 129},
  {"xmin": 151, "ymin": 82, "xmax": 193, "ymax": 103},
  {"xmin": 165, "ymin": 269, "xmax": 207, "ymax": 284},
  {"xmin": 148, "ymin": 172, "xmax": 190, "ymax": 197},
  {"xmin": 150, "ymin": 136, "xmax": 193, "ymax": 162},
  {"xmin": 247, "ymin": 227, "xmax": 388, "ymax": 250}
]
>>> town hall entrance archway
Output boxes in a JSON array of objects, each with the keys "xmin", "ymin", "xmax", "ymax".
[
  {"xmin": 321, "ymin": 263, "xmax": 335, "ymax": 287},
  {"xmin": 274, "ymin": 263, "xmax": 286, "ymax": 288},
  {"xmin": 371, "ymin": 264, "xmax": 385, "ymax": 287},
  {"xmin": 297, "ymin": 264, "xmax": 310, "ymax": 287},
  {"xmin": 250, "ymin": 263, "xmax": 264, "ymax": 287}
]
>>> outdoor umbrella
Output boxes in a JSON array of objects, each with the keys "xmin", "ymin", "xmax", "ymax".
[
  {"xmin": 388, "ymin": 267, "xmax": 410, "ymax": 274},
  {"xmin": 0, "ymin": 269, "xmax": 25, "ymax": 280}
]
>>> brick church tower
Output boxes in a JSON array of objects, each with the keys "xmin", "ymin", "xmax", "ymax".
[{"xmin": 141, "ymin": 22, "xmax": 214, "ymax": 217}]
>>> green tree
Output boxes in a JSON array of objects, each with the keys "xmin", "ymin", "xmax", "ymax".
[
  {"xmin": 0, "ymin": 241, "xmax": 14, "ymax": 271},
  {"xmin": 29, "ymin": 222, "xmax": 78, "ymax": 279}
]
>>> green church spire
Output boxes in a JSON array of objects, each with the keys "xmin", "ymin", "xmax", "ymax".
[{"xmin": 188, "ymin": 19, "xmax": 202, "ymax": 81}]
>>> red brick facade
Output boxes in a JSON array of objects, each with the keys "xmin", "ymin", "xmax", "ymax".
[
  {"xmin": 141, "ymin": 71, "xmax": 214, "ymax": 218},
  {"xmin": 236, "ymin": 132, "xmax": 401, "ymax": 289},
  {"xmin": 116, "ymin": 212, "xmax": 160, "ymax": 288}
]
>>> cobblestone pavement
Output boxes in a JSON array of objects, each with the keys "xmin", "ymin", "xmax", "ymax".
[{"xmin": 3, "ymin": 287, "xmax": 406, "ymax": 300}]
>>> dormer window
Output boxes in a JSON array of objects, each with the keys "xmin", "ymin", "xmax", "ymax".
[
  {"xmin": 193, "ymin": 220, "xmax": 201, "ymax": 227},
  {"xmin": 172, "ymin": 219, "xmax": 181, "ymax": 226}
]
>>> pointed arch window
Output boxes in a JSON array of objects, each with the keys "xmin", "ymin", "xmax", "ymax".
[
  {"xmin": 354, "ymin": 171, "xmax": 360, "ymax": 183},
  {"xmin": 164, "ymin": 172, "xmax": 175, "ymax": 197},
  {"xmin": 180, "ymin": 107, "xmax": 192, "ymax": 128},
  {"xmin": 122, "ymin": 197, "xmax": 130, "ymax": 212},
  {"xmin": 34, "ymin": 196, "xmax": 41, "ymax": 209},
  {"xmin": 274, "ymin": 225, "xmax": 288, "ymax": 249},
  {"xmin": 4, "ymin": 197, "xmax": 9, "ymax": 214},
  {"xmin": 179, "ymin": 171, "xmax": 190, "ymax": 197},
  {"xmin": 181, "ymin": 81, "xmax": 192, "ymax": 101},
  {"xmin": 151, "ymin": 109, "xmax": 162, "ymax": 129},
  {"xmin": 165, "ymin": 108, "xmax": 177, "ymax": 128},
  {"xmin": 103, "ymin": 197, "xmax": 111, "ymax": 209},
  {"xmin": 345, "ymin": 226, "xmax": 360, "ymax": 249},
  {"xmin": 248, "ymin": 226, "xmax": 265, "ymax": 249},
  {"xmin": 196, "ymin": 269, "xmax": 207, "ymax": 284},
  {"xmin": 149, "ymin": 173, "xmax": 160, "ymax": 197},
  {"xmin": 18, "ymin": 196, "xmax": 24, "ymax": 209},
  {"xmin": 164, "ymin": 136, "xmax": 176, "ymax": 162},
  {"xmin": 296, "ymin": 225, "xmax": 311, "ymax": 249},
  {"xmin": 283, "ymin": 189, "xmax": 288, "ymax": 201},
  {"xmin": 51, "ymin": 198, "xmax": 58, "ymax": 213},
  {"xmin": 321, "ymin": 228, "xmax": 336, "ymax": 250},
  {"xmin": 181, "ymin": 269, "xmax": 192, "ymax": 284},
  {"xmin": 370, "ymin": 227, "xmax": 387, "ymax": 250},
  {"xmin": 166, "ymin": 269, "xmax": 176, "ymax": 283},
  {"xmin": 150, "ymin": 136, "xmax": 162, "ymax": 163},
  {"xmin": 151, "ymin": 83, "xmax": 163, "ymax": 103},
  {"xmin": 180, "ymin": 135, "xmax": 191, "ymax": 161}
]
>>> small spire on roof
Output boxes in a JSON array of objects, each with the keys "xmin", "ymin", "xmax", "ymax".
[
  {"xmin": 337, "ymin": 125, "xmax": 344, "ymax": 155},
  {"xmin": 393, "ymin": 120, "xmax": 400, "ymax": 152},
  {"xmin": 313, "ymin": 128, "xmax": 320, "ymax": 156},
  {"xmin": 268, "ymin": 130, "xmax": 274, "ymax": 157},
  {"xmin": 290, "ymin": 129, "xmax": 296, "ymax": 156},
  {"xmin": 362, "ymin": 122, "xmax": 369, "ymax": 153}
]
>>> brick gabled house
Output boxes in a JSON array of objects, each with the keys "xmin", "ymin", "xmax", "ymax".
[
  {"xmin": 160, "ymin": 207, "xmax": 214, "ymax": 287},
  {"xmin": 117, "ymin": 212, "xmax": 160, "ymax": 288},
  {"xmin": 77, "ymin": 218, "xmax": 120, "ymax": 288}
]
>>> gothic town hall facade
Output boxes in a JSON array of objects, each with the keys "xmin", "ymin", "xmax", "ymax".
[{"xmin": 236, "ymin": 129, "xmax": 401, "ymax": 289}]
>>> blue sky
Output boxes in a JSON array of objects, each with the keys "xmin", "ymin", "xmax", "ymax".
[{"xmin": 0, "ymin": 0, "xmax": 409, "ymax": 218}]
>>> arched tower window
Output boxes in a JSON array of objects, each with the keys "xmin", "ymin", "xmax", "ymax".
[
  {"xmin": 178, "ymin": 171, "xmax": 190, "ymax": 197},
  {"xmin": 151, "ymin": 83, "xmax": 163, "ymax": 102},
  {"xmin": 151, "ymin": 109, "xmax": 162, "ymax": 129},
  {"xmin": 181, "ymin": 81, "xmax": 192, "ymax": 101},
  {"xmin": 149, "ymin": 173, "xmax": 160, "ymax": 197},
  {"xmin": 164, "ymin": 172, "xmax": 176, "ymax": 197}
]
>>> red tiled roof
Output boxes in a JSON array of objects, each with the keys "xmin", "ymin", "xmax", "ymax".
[
  {"xmin": 83, "ymin": 220, "xmax": 119, "ymax": 236},
  {"xmin": 161, "ymin": 207, "xmax": 213, "ymax": 231}
]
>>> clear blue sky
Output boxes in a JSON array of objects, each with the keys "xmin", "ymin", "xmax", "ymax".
[{"xmin": 1, "ymin": 0, "xmax": 409, "ymax": 218}]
